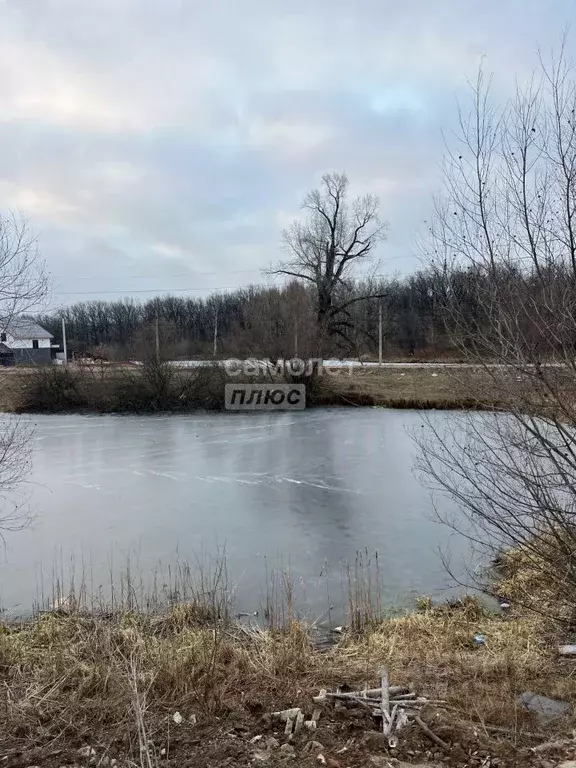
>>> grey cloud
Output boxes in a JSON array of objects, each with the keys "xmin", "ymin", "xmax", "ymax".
[{"xmin": 0, "ymin": 0, "xmax": 573, "ymax": 303}]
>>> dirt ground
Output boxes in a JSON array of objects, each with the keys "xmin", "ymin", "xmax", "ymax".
[{"xmin": 2, "ymin": 702, "xmax": 575, "ymax": 768}]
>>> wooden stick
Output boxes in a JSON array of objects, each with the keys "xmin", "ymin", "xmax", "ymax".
[
  {"xmin": 395, "ymin": 707, "xmax": 409, "ymax": 733},
  {"xmin": 352, "ymin": 697, "xmax": 382, "ymax": 704},
  {"xmin": 381, "ymin": 667, "xmax": 390, "ymax": 735},
  {"xmin": 294, "ymin": 710, "xmax": 304, "ymax": 734},
  {"xmin": 414, "ymin": 715, "xmax": 449, "ymax": 750},
  {"xmin": 313, "ymin": 686, "xmax": 408, "ymax": 703},
  {"xmin": 392, "ymin": 698, "xmax": 446, "ymax": 708}
]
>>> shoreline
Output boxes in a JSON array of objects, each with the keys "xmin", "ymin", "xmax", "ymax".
[
  {"xmin": 1, "ymin": 589, "xmax": 573, "ymax": 768},
  {"xmin": 0, "ymin": 364, "xmax": 509, "ymax": 414}
]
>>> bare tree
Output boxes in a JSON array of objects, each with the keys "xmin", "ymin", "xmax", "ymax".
[
  {"xmin": 0, "ymin": 418, "xmax": 34, "ymax": 532},
  {"xmin": 271, "ymin": 173, "xmax": 387, "ymax": 354},
  {"xmin": 0, "ymin": 213, "xmax": 48, "ymax": 330},
  {"xmin": 0, "ymin": 213, "xmax": 47, "ymax": 531},
  {"xmin": 417, "ymin": 42, "xmax": 576, "ymax": 620}
]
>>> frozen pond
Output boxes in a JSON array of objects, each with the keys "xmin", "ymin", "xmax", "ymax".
[{"xmin": 0, "ymin": 409, "xmax": 471, "ymax": 618}]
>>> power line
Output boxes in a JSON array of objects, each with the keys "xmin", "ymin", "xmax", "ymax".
[
  {"xmin": 51, "ymin": 268, "xmax": 266, "ymax": 281},
  {"xmin": 53, "ymin": 285, "xmax": 270, "ymax": 296},
  {"xmin": 49, "ymin": 254, "xmax": 418, "ymax": 284},
  {"xmin": 52, "ymin": 258, "xmax": 421, "ymax": 297}
]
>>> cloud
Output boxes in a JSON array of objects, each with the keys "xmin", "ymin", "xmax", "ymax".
[{"xmin": 0, "ymin": 0, "xmax": 572, "ymax": 302}]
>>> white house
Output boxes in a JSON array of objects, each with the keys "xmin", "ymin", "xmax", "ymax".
[{"xmin": 0, "ymin": 317, "xmax": 54, "ymax": 364}]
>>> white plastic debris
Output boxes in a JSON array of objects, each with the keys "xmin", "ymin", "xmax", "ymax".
[
  {"xmin": 172, "ymin": 711, "xmax": 183, "ymax": 725},
  {"xmin": 271, "ymin": 707, "xmax": 301, "ymax": 722},
  {"xmin": 250, "ymin": 735, "xmax": 263, "ymax": 744},
  {"xmin": 78, "ymin": 746, "xmax": 96, "ymax": 759},
  {"xmin": 317, "ymin": 755, "xmax": 327, "ymax": 765}
]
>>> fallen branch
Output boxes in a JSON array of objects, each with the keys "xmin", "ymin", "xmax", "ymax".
[
  {"xmin": 390, "ymin": 692, "xmax": 417, "ymax": 701},
  {"xmin": 313, "ymin": 685, "xmax": 408, "ymax": 704},
  {"xmin": 386, "ymin": 703, "xmax": 400, "ymax": 748},
  {"xmin": 314, "ymin": 679, "xmax": 444, "ymax": 752},
  {"xmin": 414, "ymin": 715, "xmax": 449, "ymax": 750},
  {"xmin": 393, "ymin": 698, "xmax": 446, "ymax": 708},
  {"xmin": 351, "ymin": 697, "xmax": 375, "ymax": 712},
  {"xmin": 395, "ymin": 707, "xmax": 409, "ymax": 733}
]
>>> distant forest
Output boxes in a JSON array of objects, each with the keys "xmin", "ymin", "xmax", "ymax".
[{"xmin": 37, "ymin": 266, "xmax": 496, "ymax": 361}]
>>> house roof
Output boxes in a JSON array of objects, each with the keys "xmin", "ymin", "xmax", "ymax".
[{"xmin": 1, "ymin": 317, "xmax": 53, "ymax": 340}]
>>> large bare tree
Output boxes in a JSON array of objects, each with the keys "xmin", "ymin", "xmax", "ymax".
[
  {"xmin": 0, "ymin": 213, "xmax": 48, "ymax": 330},
  {"xmin": 272, "ymin": 173, "xmax": 387, "ymax": 354},
  {"xmin": 0, "ymin": 213, "xmax": 47, "ymax": 530},
  {"xmin": 417, "ymin": 43, "xmax": 576, "ymax": 620}
]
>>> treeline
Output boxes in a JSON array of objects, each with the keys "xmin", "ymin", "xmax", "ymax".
[{"xmin": 38, "ymin": 268, "xmax": 484, "ymax": 361}]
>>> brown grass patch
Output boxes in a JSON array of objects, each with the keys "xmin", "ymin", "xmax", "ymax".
[{"xmin": 0, "ymin": 594, "xmax": 573, "ymax": 767}]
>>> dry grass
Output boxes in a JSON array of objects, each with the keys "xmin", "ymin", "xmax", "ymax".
[
  {"xmin": 493, "ymin": 536, "xmax": 576, "ymax": 625},
  {"xmin": 318, "ymin": 367, "xmax": 506, "ymax": 409},
  {"xmin": 0, "ymin": 363, "xmax": 234, "ymax": 413},
  {"xmin": 0, "ymin": 609, "xmax": 335, "ymax": 760},
  {"xmin": 342, "ymin": 597, "xmax": 568, "ymax": 731},
  {"xmin": 1, "ymin": 568, "xmax": 574, "ymax": 767},
  {"xmin": 0, "ymin": 364, "xmax": 512, "ymax": 413},
  {"xmin": 4, "ymin": 362, "xmax": 576, "ymax": 413}
]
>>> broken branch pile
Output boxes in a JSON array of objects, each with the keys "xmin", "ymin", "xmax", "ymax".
[{"xmin": 312, "ymin": 665, "xmax": 448, "ymax": 750}]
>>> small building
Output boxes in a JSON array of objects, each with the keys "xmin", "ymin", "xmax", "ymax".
[
  {"xmin": 0, "ymin": 317, "xmax": 54, "ymax": 364},
  {"xmin": 0, "ymin": 343, "xmax": 14, "ymax": 366}
]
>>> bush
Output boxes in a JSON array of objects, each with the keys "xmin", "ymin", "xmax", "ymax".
[
  {"xmin": 17, "ymin": 362, "xmax": 235, "ymax": 413},
  {"xmin": 18, "ymin": 366, "xmax": 90, "ymax": 412}
]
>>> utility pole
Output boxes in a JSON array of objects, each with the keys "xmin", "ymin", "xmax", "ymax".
[
  {"xmin": 294, "ymin": 317, "xmax": 298, "ymax": 357},
  {"xmin": 62, "ymin": 318, "xmax": 68, "ymax": 365},
  {"xmin": 378, "ymin": 302, "xmax": 383, "ymax": 366},
  {"xmin": 155, "ymin": 314, "xmax": 160, "ymax": 363},
  {"xmin": 213, "ymin": 304, "xmax": 218, "ymax": 357}
]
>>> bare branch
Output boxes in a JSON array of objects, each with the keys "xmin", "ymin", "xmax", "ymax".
[
  {"xmin": 419, "ymin": 46, "xmax": 576, "ymax": 622},
  {"xmin": 269, "ymin": 172, "xmax": 387, "ymax": 354}
]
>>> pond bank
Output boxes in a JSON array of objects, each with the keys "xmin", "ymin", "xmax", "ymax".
[
  {"xmin": 0, "ymin": 364, "xmax": 511, "ymax": 413},
  {"xmin": 1, "ymin": 592, "xmax": 573, "ymax": 768}
]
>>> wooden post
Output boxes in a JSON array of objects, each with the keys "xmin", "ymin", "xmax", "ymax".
[
  {"xmin": 381, "ymin": 666, "xmax": 390, "ymax": 735},
  {"xmin": 62, "ymin": 318, "xmax": 68, "ymax": 365},
  {"xmin": 294, "ymin": 317, "xmax": 298, "ymax": 357},
  {"xmin": 155, "ymin": 314, "xmax": 160, "ymax": 363},
  {"xmin": 378, "ymin": 302, "xmax": 383, "ymax": 366}
]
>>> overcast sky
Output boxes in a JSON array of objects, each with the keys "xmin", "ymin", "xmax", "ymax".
[{"xmin": 0, "ymin": 0, "xmax": 572, "ymax": 307}]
